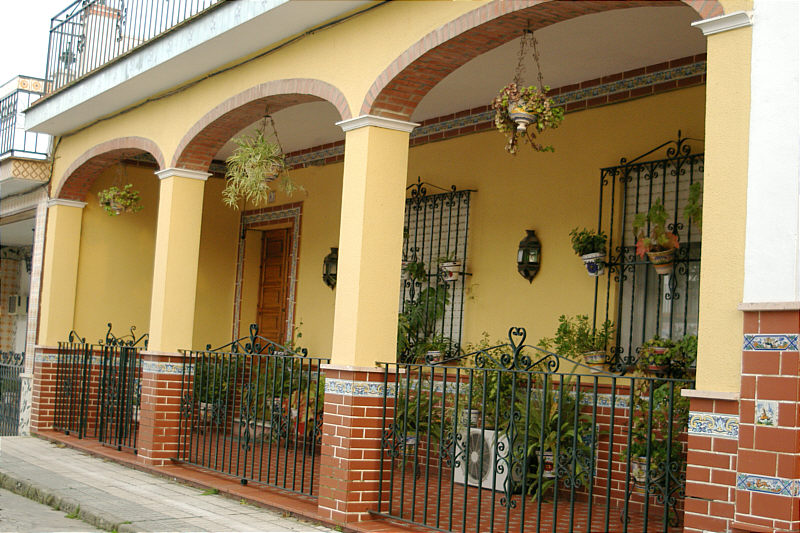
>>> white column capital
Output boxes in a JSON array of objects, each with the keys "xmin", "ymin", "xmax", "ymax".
[
  {"xmin": 336, "ymin": 115, "xmax": 419, "ymax": 133},
  {"xmin": 155, "ymin": 167, "xmax": 211, "ymax": 181},
  {"xmin": 47, "ymin": 199, "xmax": 87, "ymax": 209},
  {"xmin": 691, "ymin": 11, "xmax": 752, "ymax": 36}
]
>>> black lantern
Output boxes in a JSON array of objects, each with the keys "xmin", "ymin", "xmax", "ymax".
[
  {"xmin": 517, "ymin": 230, "xmax": 541, "ymax": 283},
  {"xmin": 322, "ymin": 247, "xmax": 338, "ymax": 289}
]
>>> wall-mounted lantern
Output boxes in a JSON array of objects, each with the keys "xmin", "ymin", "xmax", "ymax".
[
  {"xmin": 517, "ymin": 230, "xmax": 541, "ymax": 283},
  {"xmin": 323, "ymin": 247, "xmax": 338, "ymax": 289}
]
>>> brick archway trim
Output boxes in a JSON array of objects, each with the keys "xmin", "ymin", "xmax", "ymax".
[
  {"xmin": 360, "ymin": 0, "xmax": 724, "ymax": 120},
  {"xmin": 56, "ymin": 136, "xmax": 165, "ymax": 201},
  {"xmin": 171, "ymin": 78, "xmax": 352, "ymax": 170}
]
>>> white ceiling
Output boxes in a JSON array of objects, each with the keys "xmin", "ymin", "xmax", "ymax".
[
  {"xmin": 215, "ymin": 5, "xmax": 706, "ymax": 160},
  {"xmin": 0, "ymin": 218, "xmax": 35, "ymax": 246}
]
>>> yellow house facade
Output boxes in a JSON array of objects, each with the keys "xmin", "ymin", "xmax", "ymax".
[{"xmin": 21, "ymin": 0, "xmax": 800, "ymax": 531}]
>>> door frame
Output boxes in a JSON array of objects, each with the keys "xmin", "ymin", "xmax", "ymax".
[{"xmin": 232, "ymin": 202, "xmax": 302, "ymax": 344}]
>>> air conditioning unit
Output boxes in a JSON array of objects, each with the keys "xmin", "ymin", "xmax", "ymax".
[
  {"xmin": 454, "ymin": 428, "xmax": 513, "ymax": 490},
  {"xmin": 6, "ymin": 295, "xmax": 22, "ymax": 316}
]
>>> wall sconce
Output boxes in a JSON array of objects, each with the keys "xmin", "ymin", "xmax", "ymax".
[
  {"xmin": 517, "ymin": 230, "xmax": 541, "ymax": 283},
  {"xmin": 322, "ymin": 247, "xmax": 338, "ymax": 289}
]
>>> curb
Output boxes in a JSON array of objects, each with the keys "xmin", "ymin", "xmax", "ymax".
[{"xmin": 0, "ymin": 470, "xmax": 132, "ymax": 533}]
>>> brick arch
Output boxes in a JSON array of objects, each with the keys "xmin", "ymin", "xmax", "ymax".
[
  {"xmin": 56, "ymin": 136, "xmax": 165, "ymax": 201},
  {"xmin": 172, "ymin": 79, "xmax": 351, "ymax": 170},
  {"xmin": 361, "ymin": 0, "xmax": 724, "ymax": 120}
]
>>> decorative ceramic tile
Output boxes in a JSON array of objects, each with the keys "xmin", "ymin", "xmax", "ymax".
[
  {"xmin": 17, "ymin": 375, "xmax": 32, "ymax": 436},
  {"xmin": 737, "ymin": 473, "xmax": 799, "ymax": 496},
  {"xmin": 325, "ymin": 378, "xmax": 395, "ymax": 398},
  {"xmin": 743, "ymin": 334, "xmax": 798, "ymax": 351},
  {"xmin": 141, "ymin": 361, "xmax": 187, "ymax": 375},
  {"xmin": 755, "ymin": 399, "xmax": 778, "ymax": 427},
  {"xmin": 576, "ymin": 392, "xmax": 630, "ymax": 410},
  {"xmin": 688, "ymin": 411, "xmax": 739, "ymax": 439}
]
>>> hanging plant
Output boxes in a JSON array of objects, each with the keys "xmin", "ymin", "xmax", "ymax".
[
  {"xmin": 98, "ymin": 184, "xmax": 143, "ymax": 216},
  {"xmin": 491, "ymin": 29, "xmax": 565, "ymax": 155},
  {"xmin": 222, "ymin": 114, "xmax": 303, "ymax": 209},
  {"xmin": 492, "ymin": 83, "xmax": 564, "ymax": 154}
]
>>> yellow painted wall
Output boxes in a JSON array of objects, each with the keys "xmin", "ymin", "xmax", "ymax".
[
  {"xmin": 407, "ymin": 86, "xmax": 707, "ymax": 349},
  {"xmin": 73, "ymin": 164, "xmax": 158, "ymax": 341},
  {"xmin": 191, "ymin": 177, "xmax": 240, "ymax": 348}
]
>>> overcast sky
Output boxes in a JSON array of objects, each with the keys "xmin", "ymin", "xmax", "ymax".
[{"xmin": 0, "ymin": 0, "xmax": 71, "ymax": 85}]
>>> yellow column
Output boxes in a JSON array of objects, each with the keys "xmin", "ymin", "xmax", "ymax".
[
  {"xmin": 38, "ymin": 200, "xmax": 86, "ymax": 346},
  {"xmin": 331, "ymin": 116, "xmax": 418, "ymax": 367},
  {"xmin": 148, "ymin": 168, "xmax": 209, "ymax": 352},
  {"xmin": 692, "ymin": 9, "xmax": 753, "ymax": 394}
]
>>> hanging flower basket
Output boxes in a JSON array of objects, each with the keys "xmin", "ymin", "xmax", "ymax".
[
  {"xmin": 222, "ymin": 119, "xmax": 303, "ymax": 209},
  {"xmin": 492, "ymin": 83, "xmax": 564, "ymax": 154},
  {"xmin": 97, "ymin": 184, "xmax": 143, "ymax": 216}
]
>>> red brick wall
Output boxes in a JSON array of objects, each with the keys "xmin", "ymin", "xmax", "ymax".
[{"xmin": 136, "ymin": 352, "xmax": 187, "ymax": 466}]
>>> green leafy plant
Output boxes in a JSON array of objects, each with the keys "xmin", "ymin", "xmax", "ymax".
[
  {"xmin": 633, "ymin": 199, "xmax": 680, "ymax": 258},
  {"xmin": 684, "ymin": 182, "xmax": 703, "ymax": 231},
  {"xmin": 491, "ymin": 83, "xmax": 564, "ymax": 154},
  {"xmin": 402, "ymin": 260, "xmax": 427, "ymax": 283},
  {"xmin": 97, "ymin": 184, "xmax": 143, "ymax": 216},
  {"xmin": 397, "ymin": 284, "xmax": 451, "ymax": 363},
  {"xmin": 538, "ymin": 314, "xmax": 615, "ymax": 360},
  {"xmin": 222, "ymin": 130, "xmax": 303, "ymax": 209},
  {"xmin": 638, "ymin": 336, "xmax": 675, "ymax": 372},
  {"xmin": 569, "ymin": 228, "xmax": 607, "ymax": 256},
  {"xmin": 667, "ymin": 334, "xmax": 698, "ymax": 378}
]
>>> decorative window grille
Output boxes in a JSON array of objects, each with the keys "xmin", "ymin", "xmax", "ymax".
[
  {"xmin": 595, "ymin": 134, "xmax": 703, "ymax": 371},
  {"xmin": 399, "ymin": 179, "xmax": 472, "ymax": 363}
]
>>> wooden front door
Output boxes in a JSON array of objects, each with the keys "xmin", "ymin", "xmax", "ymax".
[{"xmin": 257, "ymin": 228, "xmax": 291, "ymax": 343}]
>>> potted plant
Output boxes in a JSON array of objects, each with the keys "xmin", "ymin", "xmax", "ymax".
[
  {"xmin": 639, "ymin": 336, "xmax": 675, "ymax": 374},
  {"xmin": 97, "ymin": 184, "xmax": 143, "ymax": 216},
  {"xmin": 633, "ymin": 199, "xmax": 680, "ymax": 275},
  {"xmin": 569, "ymin": 227, "xmax": 608, "ymax": 277},
  {"xmin": 222, "ymin": 128, "xmax": 303, "ymax": 209},
  {"xmin": 538, "ymin": 314, "xmax": 615, "ymax": 372},
  {"xmin": 669, "ymin": 334, "xmax": 698, "ymax": 378},
  {"xmin": 491, "ymin": 83, "xmax": 564, "ymax": 155},
  {"xmin": 437, "ymin": 255, "xmax": 462, "ymax": 282}
]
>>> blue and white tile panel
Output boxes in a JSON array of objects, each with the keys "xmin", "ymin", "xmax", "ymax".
[
  {"xmin": 325, "ymin": 377, "xmax": 395, "ymax": 398},
  {"xmin": 737, "ymin": 473, "xmax": 800, "ymax": 497},
  {"xmin": 35, "ymin": 352, "xmax": 188, "ymax": 375},
  {"xmin": 687, "ymin": 411, "xmax": 739, "ymax": 440},
  {"xmin": 743, "ymin": 334, "xmax": 798, "ymax": 351}
]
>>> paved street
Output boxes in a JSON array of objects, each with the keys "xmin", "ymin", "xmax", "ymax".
[
  {"xmin": 0, "ymin": 486, "xmax": 103, "ymax": 532},
  {"xmin": 0, "ymin": 437, "xmax": 335, "ymax": 532}
]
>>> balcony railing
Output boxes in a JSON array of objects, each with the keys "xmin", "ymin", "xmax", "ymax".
[
  {"xmin": 0, "ymin": 88, "xmax": 50, "ymax": 160},
  {"xmin": 45, "ymin": 0, "xmax": 224, "ymax": 94}
]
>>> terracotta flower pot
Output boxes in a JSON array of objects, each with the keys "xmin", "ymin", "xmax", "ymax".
[{"xmin": 646, "ymin": 248, "xmax": 676, "ymax": 275}]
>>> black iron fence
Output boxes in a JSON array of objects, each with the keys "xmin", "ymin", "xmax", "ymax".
[
  {"xmin": 54, "ymin": 325, "xmax": 146, "ymax": 451},
  {"xmin": 45, "ymin": 0, "xmax": 223, "ymax": 93},
  {"xmin": 376, "ymin": 327, "xmax": 693, "ymax": 533},
  {"xmin": 97, "ymin": 325, "xmax": 148, "ymax": 452},
  {"xmin": 177, "ymin": 324, "xmax": 329, "ymax": 497},
  {"xmin": 0, "ymin": 352, "xmax": 24, "ymax": 436},
  {"xmin": 0, "ymin": 88, "xmax": 50, "ymax": 159}
]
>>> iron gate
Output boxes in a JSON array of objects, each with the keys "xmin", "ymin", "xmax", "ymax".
[
  {"xmin": 0, "ymin": 352, "xmax": 23, "ymax": 436},
  {"xmin": 377, "ymin": 327, "xmax": 693, "ymax": 533},
  {"xmin": 54, "ymin": 324, "xmax": 146, "ymax": 450},
  {"xmin": 177, "ymin": 324, "xmax": 329, "ymax": 497}
]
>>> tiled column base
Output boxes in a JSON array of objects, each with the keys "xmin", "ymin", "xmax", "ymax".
[
  {"xmin": 734, "ymin": 310, "xmax": 800, "ymax": 532},
  {"xmin": 17, "ymin": 373, "xmax": 33, "ymax": 436},
  {"xmin": 317, "ymin": 366, "xmax": 395, "ymax": 524},
  {"xmin": 136, "ymin": 351, "xmax": 187, "ymax": 466},
  {"xmin": 684, "ymin": 394, "xmax": 740, "ymax": 533},
  {"xmin": 30, "ymin": 346, "xmax": 59, "ymax": 432}
]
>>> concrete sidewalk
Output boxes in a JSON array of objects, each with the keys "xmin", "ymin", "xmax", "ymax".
[{"xmin": 0, "ymin": 437, "xmax": 336, "ymax": 533}]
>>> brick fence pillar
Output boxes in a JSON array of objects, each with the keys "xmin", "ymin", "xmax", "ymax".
[
  {"xmin": 30, "ymin": 346, "xmax": 59, "ymax": 432},
  {"xmin": 136, "ymin": 351, "xmax": 187, "ymax": 466},
  {"xmin": 732, "ymin": 309, "xmax": 800, "ymax": 532},
  {"xmin": 683, "ymin": 394, "xmax": 740, "ymax": 533},
  {"xmin": 317, "ymin": 366, "xmax": 396, "ymax": 524}
]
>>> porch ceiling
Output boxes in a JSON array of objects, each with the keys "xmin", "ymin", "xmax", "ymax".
[{"xmin": 215, "ymin": 5, "xmax": 706, "ymax": 160}]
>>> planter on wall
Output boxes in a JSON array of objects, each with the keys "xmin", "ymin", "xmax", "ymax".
[
  {"xmin": 646, "ymin": 248, "xmax": 676, "ymax": 275},
  {"xmin": 581, "ymin": 252, "xmax": 605, "ymax": 277}
]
